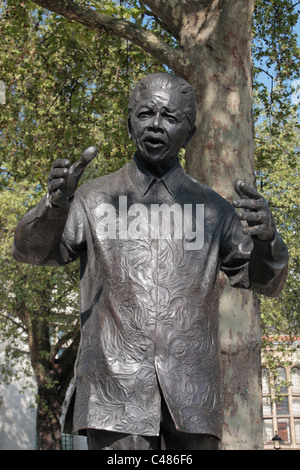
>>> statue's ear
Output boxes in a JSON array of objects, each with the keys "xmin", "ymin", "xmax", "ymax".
[
  {"xmin": 127, "ymin": 117, "xmax": 133, "ymax": 140},
  {"xmin": 183, "ymin": 125, "xmax": 196, "ymax": 148}
]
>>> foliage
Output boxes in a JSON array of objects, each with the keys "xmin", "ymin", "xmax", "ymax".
[
  {"xmin": 253, "ymin": 0, "xmax": 300, "ymax": 123},
  {"xmin": 255, "ymin": 108, "xmax": 300, "ymax": 343},
  {"xmin": 252, "ymin": 0, "xmax": 300, "ymax": 346}
]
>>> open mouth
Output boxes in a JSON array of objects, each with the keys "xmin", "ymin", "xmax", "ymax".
[{"xmin": 144, "ymin": 137, "xmax": 166, "ymax": 149}]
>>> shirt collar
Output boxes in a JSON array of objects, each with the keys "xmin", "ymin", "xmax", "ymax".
[{"xmin": 128, "ymin": 152, "xmax": 186, "ymax": 198}]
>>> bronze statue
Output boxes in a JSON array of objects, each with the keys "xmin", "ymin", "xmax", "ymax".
[{"xmin": 12, "ymin": 73, "xmax": 288, "ymax": 450}]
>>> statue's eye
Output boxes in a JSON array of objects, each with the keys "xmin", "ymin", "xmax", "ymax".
[
  {"xmin": 164, "ymin": 114, "xmax": 178, "ymax": 124},
  {"xmin": 138, "ymin": 110, "xmax": 154, "ymax": 119}
]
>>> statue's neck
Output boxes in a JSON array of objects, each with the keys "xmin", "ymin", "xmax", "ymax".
[{"xmin": 135, "ymin": 152, "xmax": 179, "ymax": 178}]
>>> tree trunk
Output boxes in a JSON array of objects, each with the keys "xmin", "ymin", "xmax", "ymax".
[
  {"xmin": 27, "ymin": 318, "xmax": 66, "ymax": 450},
  {"xmin": 36, "ymin": 386, "xmax": 63, "ymax": 450},
  {"xmin": 182, "ymin": 0, "xmax": 263, "ymax": 450}
]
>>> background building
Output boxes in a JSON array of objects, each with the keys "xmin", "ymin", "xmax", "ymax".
[
  {"xmin": 0, "ymin": 359, "xmax": 87, "ymax": 450},
  {"xmin": 262, "ymin": 338, "xmax": 300, "ymax": 450}
]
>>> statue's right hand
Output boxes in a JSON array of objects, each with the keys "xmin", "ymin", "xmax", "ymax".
[{"xmin": 47, "ymin": 146, "xmax": 98, "ymax": 207}]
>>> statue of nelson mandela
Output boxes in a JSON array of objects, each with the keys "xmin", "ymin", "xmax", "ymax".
[{"xmin": 12, "ymin": 73, "xmax": 288, "ymax": 450}]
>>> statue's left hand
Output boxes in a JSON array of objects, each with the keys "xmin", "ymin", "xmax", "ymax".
[{"xmin": 233, "ymin": 179, "xmax": 276, "ymax": 241}]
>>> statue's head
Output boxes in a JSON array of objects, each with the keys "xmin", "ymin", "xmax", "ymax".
[{"xmin": 128, "ymin": 73, "xmax": 197, "ymax": 167}]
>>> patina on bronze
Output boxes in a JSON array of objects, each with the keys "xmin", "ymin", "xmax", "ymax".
[{"xmin": 12, "ymin": 73, "xmax": 288, "ymax": 450}]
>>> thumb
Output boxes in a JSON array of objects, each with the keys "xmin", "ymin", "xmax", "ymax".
[
  {"xmin": 234, "ymin": 179, "xmax": 248, "ymax": 199},
  {"xmin": 66, "ymin": 146, "xmax": 98, "ymax": 197},
  {"xmin": 70, "ymin": 146, "xmax": 98, "ymax": 175}
]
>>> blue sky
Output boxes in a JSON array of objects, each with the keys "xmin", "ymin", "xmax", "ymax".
[{"xmin": 255, "ymin": 13, "xmax": 300, "ymax": 107}]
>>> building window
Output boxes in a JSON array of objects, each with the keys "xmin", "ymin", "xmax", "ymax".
[
  {"xmin": 36, "ymin": 433, "xmax": 74, "ymax": 450},
  {"xmin": 61, "ymin": 433, "xmax": 74, "ymax": 450},
  {"xmin": 262, "ymin": 366, "xmax": 300, "ymax": 449},
  {"xmin": 295, "ymin": 419, "xmax": 300, "ymax": 444}
]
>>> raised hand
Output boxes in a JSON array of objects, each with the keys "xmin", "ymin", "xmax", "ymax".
[
  {"xmin": 233, "ymin": 179, "xmax": 276, "ymax": 241},
  {"xmin": 47, "ymin": 146, "xmax": 98, "ymax": 208}
]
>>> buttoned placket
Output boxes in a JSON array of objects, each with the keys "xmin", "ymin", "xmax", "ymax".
[
  {"xmin": 149, "ymin": 176, "xmax": 176, "ymax": 371},
  {"xmin": 127, "ymin": 157, "xmax": 187, "ymax": 370}
]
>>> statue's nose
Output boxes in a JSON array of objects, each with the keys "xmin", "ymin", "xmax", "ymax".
[{"xmin": 149, "ymin": 112, "xmax": 164, "ymax": 131}]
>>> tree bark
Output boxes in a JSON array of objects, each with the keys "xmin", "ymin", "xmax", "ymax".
[
  {"xmin": 181, "ymin": 0, "xmax": 263, "ymax": 449},
  {"xmin": 36, "ymin": 387, "xmax": 63, "ymax": 450}
]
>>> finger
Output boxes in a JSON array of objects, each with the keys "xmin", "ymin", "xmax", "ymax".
[
  {"xmin": 238, "ymin": 211, "xmax": 261, "ymax": 222},
  {"xmin": 48, "ymin": 177, "xmax": 66, "ymax": 192},
  {"xmin": 238, "ymin": 211, "xmax": 269, "ymax": 223},
  {"xmin": 52, "ymin": 159, "xmax": 71, "ymax": 169},
  {"xmin": 48, "ymin": 167, "xmax": 69, "ymax": 181},
  {"xmin": 243, "ymin": 224, "xmax": 268, "ymax": 236},
  {"xmin": 50, "ymin": 188, "xmax": 62, "ymax": 199},
  {"xmin": 48, "ymin": 188, "xmax": 69, "ymax": 208},
  {"xmin": 233, "ymin": 198, "xmax": 266, "ymax": 211},
  {"xmin": 234, "ymin": 179, "xmax": 262, "ymax": 200}
]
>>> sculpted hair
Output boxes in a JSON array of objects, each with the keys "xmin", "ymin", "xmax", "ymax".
[{"xmin": 128, "ymin": 73, "xmax": 197, "ymax": 127}]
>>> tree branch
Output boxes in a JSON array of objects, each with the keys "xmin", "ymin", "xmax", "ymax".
[
  {"xmin": 141, "ymin": 0, "xmax": 182, "ymax": 40},
  {"xmin": 289, "ymin": 1, "xmax": 300, "ymax": 11},
  {"xmin": 27, "ymin": 0, "xmax": 185, "ymax": 75},
  {"xmin": 0, "ymin": 312, "xmax": 27, "ymax": 333}
]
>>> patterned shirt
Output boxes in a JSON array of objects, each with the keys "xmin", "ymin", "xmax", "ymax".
[{"xmin": 12, "ymin": 155, "xmax": 288, "ymax": 439}]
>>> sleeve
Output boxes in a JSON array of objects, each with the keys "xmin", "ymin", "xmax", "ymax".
[
  {"xmin": 12, "ymin": 192, "xmax": 86, "ymax": 267},
  {"xmin": 219, "ymin": 210, "xmax": 289, "ymax": 298}
]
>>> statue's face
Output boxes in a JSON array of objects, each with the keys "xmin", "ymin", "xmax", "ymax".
[{"xmin": 129, "ymin": 86, "xmax": 193, "ymax": 167}]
